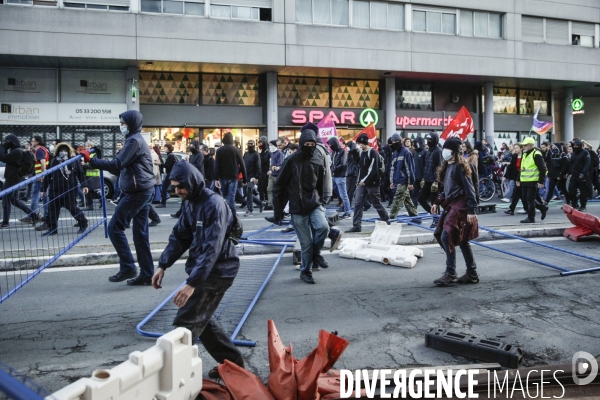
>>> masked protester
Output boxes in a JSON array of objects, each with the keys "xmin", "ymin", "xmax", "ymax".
[
  {"xmin": 411, "ymin": 137, "xmax": 426, "ymax": 207},
  {"xmin": 327, "ymin": 136, "xmax": 351, "ymax": 219},
  {"xmin": 566, "ymin": 139, "xmax": 591, "ymax": 212},
  {"xmin": 257, "ymin": 136, "xmax": 271, "ymax": 202},
  {"xmin": 37, "ymin": 143, "xmax": 88, "ymax": 236},
  {"xmin": 242, "ymin": 140, "xmax": 262, "ymax": 216},
  {"xmin": 419, "ymin": 132, "xmax": 443, "ymax": 228},
  {"xmin": 188, "ymin": 139, "xmax": 205, "ymax": 177},
  {"xmin": 346, "ymin": 141, "xmax": 360, "ymax": 205},
  {"xmin": 388, "ymin": 133, "xmax": 420, "ymax": 222},
  {"xmin": 214, "ymin": 133, "xmax": 246, "ymax": 212},
  {"xmin": 432, "ymin": 138, "xmax": 480, "ymax": 286}
]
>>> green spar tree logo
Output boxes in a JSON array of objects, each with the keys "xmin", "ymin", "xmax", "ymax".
[
  {"xmin": 572, "ymin": 99, "xmax": 584, "ymax": 112},
  {"xmin": 360, "ymin": 108, "xmax": 378, "ymax": 128}
]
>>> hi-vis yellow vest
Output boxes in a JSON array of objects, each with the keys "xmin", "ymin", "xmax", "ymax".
[
  {"xmin": 86, "ymin": 153, "xmax": 100, "ymax": 177},
  {"xmin": 520, "ymin": 150, "xmax": 541, "ymax": 182}
]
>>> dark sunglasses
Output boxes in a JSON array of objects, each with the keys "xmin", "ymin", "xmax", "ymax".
[{"xmin": 172, "ymin": 184, "xmax": 187, "ymax": 190}]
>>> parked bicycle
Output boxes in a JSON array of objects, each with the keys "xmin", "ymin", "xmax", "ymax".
[{"xmin": 478, "ymin": 158, "xmax": 509, "ymax": 202}]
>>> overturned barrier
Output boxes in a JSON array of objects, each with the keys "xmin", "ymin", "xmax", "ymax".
[
  {"xmin": 49, "ymin": 328, "xmax": 203, "ymax": 400},
  {"xmin": 562, "ymin": 204, "xmax": 600, "ymax": 241}
]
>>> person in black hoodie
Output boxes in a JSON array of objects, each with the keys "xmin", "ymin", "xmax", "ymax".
[
  {"xmin": 156, "ymin": 144, "xmax": 177, "ymax": 208},
  {"xmin": 566, "ymin": 139, "xmax": 591, "ymax": 212},
  {"xmin": 89, "ymin": 110, "xmax": 156, "ymax": 285},
  {"xmin": 257, "ymin": 135, "xmax": 271, "ymax": 202},
  {"xmin": 412, "ymin": 137, "xmax": 426, "ymax": 207},
  {"xmin": 380, "ymin": 138, "xmax": 394, "ymax": 206},
  {"xmin": 201, "ymin": 145, "xmax": 216, "ymax": 188},
  {"xmin": 327, "ymin": 137, "xmax": 351, "ymax": 219},
  {"xmin": 214, "ymin": 132, "xmax": 246, "ymax": 212},
  {"xmin": 268, "ymin": 124, "xmax": 328, "ymax": 285},
  {"xmin": 38, "ymin": 142, "xmax": 88, "ymax": 236},
  {"xmin": 346, "ymin": 140, "xmax": 360, "ymax": 205},
  {"xmin": 419, "ymin": 132, "xmax": 443, "ymax": 228},
  {"xmin": 242, "ymin": 139, "xmax": 262, "ymax": 216},
  {"xmin": 544, "ymin": 143, "xmax": 568, "ymax": 203},
  {"xmin": 0, "ymin": 135, "xmax": 37, "ymax": 228},
  {"xmin": 188, "ymin": 139, "xmax": 205, "ymax": 177},
  {"xmin": 152, "ymin": 162, "xmax": 244, "ymax": 380}
]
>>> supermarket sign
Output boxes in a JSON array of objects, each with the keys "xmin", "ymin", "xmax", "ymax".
[{"xmin": 290, "ymin": 108, "xmax": 454, "ymax": 128}]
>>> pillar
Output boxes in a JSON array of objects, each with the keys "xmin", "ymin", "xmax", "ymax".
[
  {"xmin": 563, "ymin": 88, "xmax": 574, "ymax": 143},
  {"xmin": 385, "ymin": 77, "xmax": 396, "ymax": 141},
  {"xmin": 126, "ymin": 67, "xmax": 140, "ymax": 113},
  {"xmin": 266, "ymin": 72, "xmax": 278, "ymax": 141},
  {"xmin": 484, "ymin": 82, "xmax": 494, "ymax": 145}
]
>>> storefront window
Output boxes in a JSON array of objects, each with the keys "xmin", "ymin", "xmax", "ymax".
[
  {"xmin": 202, "ymin": 74, "xmax": 259, "ymax": 106},
  {"xmin": 202, "ymin": 128, "xmax": 260, "ymax": 152},
  {"xmin": 331, "ymin": 79, "xmax": 379, "ymax": 108},
  {"xmin": 482, "ymin": 87, "xmax": 517, "ymax": 114},
  {"xmin": 139, "ymin": 72, "xmax": 200, "ymax": 104},
  {"xmin": 396, "ymin": 83, "xmax": 432, "ymax": 110},
  {"xmin": 278, "ymin": 77, "xmax": 330, "ymax": 107},
  {"xmin": 519, "ymin": 89, "xmax": 549, "ymax": 115},
  {"xmin": 146, "ymin": 127, "xmax": 200, "ymax": 152}
]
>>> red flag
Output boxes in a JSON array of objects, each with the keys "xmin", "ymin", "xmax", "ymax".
[
  {"xmin": 440, "ymin": 106, "xmax": 474, "ymax": 141},
  {"xmin": 352, "ymin": 122, "xmax": 379, "ymax": 152}
]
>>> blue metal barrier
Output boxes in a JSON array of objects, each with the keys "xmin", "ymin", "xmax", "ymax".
[
  {"xmin": 0, "ymin": 361, "xmax": 47, "ymax": 400},
  {"xmin": 0, "ymin": 152, "xmax": 108, "ymax": 303}
]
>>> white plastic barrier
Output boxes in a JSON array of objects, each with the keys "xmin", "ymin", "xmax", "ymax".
[
  {"xmin": 48, "ymin": 328, "xmax": 203, "ymax": 400},
  {"xmin": 338, "ymin": 221, "xmax": 424, "ymax": 268}
]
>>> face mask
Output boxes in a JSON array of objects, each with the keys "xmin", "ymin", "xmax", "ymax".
[
  {"xmin": 247, "ymin": 145, "xmax": 255, "ymax": 152},
  {"xmin": 302, "ymin": 145, "xmax": 316, "ymax": 159},
  {"xmin": 258, "ymin": 143, "xmax": 264, "ymax": 150},
  {"xmin": 269, "ymin": 145, "xmax": 277, "ymax": 153},
  {"xmin": 392, "ymin": 142, "xmax": 402, "ymax": 151},
  {"xmin": 427, "ymin": 140, "xmax": 434, "ymax": 148},
  {"xmin": 442, "ymin": 149, "xmax": 453, "ymax": 161},
  {"xmin": 59, "ymin": 151, "xmax": 68, "ymax": 158},
  {"xmin": 120, "ymin": 125, "xmax": 129, "ymax": 135},
  {"xmin": 552, "ymin": 148, "xmax": 559, "ymax": 154}
]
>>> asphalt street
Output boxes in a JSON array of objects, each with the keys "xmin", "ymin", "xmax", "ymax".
[{"xmin": 1, "ymin": 232, "xmax": 599, "ymax": 395}]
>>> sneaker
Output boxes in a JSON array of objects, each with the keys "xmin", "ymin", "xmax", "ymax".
[
  {"xmin": 126, "ymin": 275, "xmax": 152, "ymax": 286},
  {"xmin": 313, "ymin": 254, "xmax": 329, "ymax": 269},
  {"xmin": 149, "ymin": 220, "xmax": 161, "ymax": 227},
  {"xmin": 265, "ymin": 216, "xmax": 282, "ymax": 225},
  {"xmin": 109, "ymin": 200, "xmax": 119, "ymax": 206},
  {"xmin": 329, "ymin": 229, "xmax": 342, "ymax": 252},
  {"xmin": 208, "ymin": 356, "xmax": 244, "ymax": 380},
  {"xmin": 457, "ymin": 272, "xmax": 480, "ymax": 284},
  {"xmin": 264, "ymin": 205, "xmax": 274, "ymax": 211},
  {"xmin": 35, "ymin": 223, "xmax": 48, "ymax": 231},
  {"xmin": 540, "ymin": 205, "xmax": 548, "ymax": 221},
  {"xmin": 500, "ymin": 198, "xmax": 510, "ymax": 203},
  {"xmin": 410, "ymin": 217, "xmax": 423, "ymax": 224},
  {"xmin": 108, "ymin": 269, "xmax": 137, "ymax": 283},
  {"xmin": 300, "ymin": 271, "xmax": 316, "ymax": 284},
  {"xmin": 578, "ymin": 207, "xmax": 587, "ymax": 212},
  {"xmin": 240, "ymin": 202, "xmax": 247, "ymax": 208},
  {"xmin": 170, "ymin": 213, "xmax": 179, "ymax": 219},
  {"xmin": 517, "ymin": 209, "xmax": 527, "ymax": 214},
  {"xmin": 0, "ymin": 223, "xmax": 9, "ymax": 229},
  {"xmin": 345, "ymin": 226, "xmax": 361, "ymax": 233},
  {"xmin": 244, "ymin": 211, "xmax": 253, "ymax": 217},
  {"xmin": 520, "ymin": 218, "xmax": 535, "ymax": 223},
  {"xmin": 76, "ymin": 226, "xmax": 88, "ymax": 234},
  {"xmin": 41, "ymin": 230, "xmax": 58, "ymax": 237},
  {"xmin": 504, "ymin": 210, "xmax": 514, "ymax": 215},
  {"xmin": 154, "ymin": 204, "xmax": 166, "ymax": 208},
  {"xmin": 281, "ymin": 227, "xmax": 294, "ymax": 233},
  {"xmin": 552, "ymin": 196, "xmax": 561, "ymax": 201},
  {"xmin": 19, "ymin": 217, "xmax": 35, "ymax": 224},
  {"xmin": 338, "ymin": 212, "xmax": 351, "ymax": 220},
  {"xmin": 429, "ymin": 219, "xmax": 438, "ymax": 229},
  {"xmin": 433, "ymin": 273, "xmax": 457, "ymax": 286}
]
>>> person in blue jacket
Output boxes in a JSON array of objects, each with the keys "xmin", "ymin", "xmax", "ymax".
[
  {"xmin": 388, "ymin": 133, "xmax": 420, "ymax": 222},
  {"xmin": 151, "ymin": 162, "xmax": 243, "ymax": 380},
  {"xmin": 89, "ymin": 110, "xmax": 156, "ymax": 286}
]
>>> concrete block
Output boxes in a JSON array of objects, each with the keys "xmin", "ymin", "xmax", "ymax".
[{"xmin": 48, "ymin": 328, "xmax": 202, "ymax": 400}]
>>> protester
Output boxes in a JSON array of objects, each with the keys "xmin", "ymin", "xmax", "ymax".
[
  {"xmin": 265, "ymin": 137, "xmax": 285, "ymax": 210},
  {"xmin": 242, "ymin": 139, "xmax": 262, "ymax": 216},
  {"xmin": 566, "ymin": 139, "xmax": 590, "ymax": 212},
  {"xmin": 157, "ymin": 144, "xmax": 177, "ymax": 208},
  {"xmin": 150, "ymin": 143, "xmax": 162, "ymax": 202},
  {"xmin": 0, "ymin": 135, "xmax": 38, "ymax": 228},
  {"xmin": 462, "ymin": 141, "xmax": 478, "ymax": 173},
  {"xmin": 327, "ymin": 136, "xmax": 351, "ymax": 219},
  {"xmin": 37, "ymin": 142, "xmax": 88, "ymax": 236},
  {"xmin": 111, "ymin": 141, "xmax": 124, "ymax": 203},
  {"xmin": 201, "ymin": 145, "xmax": 215, "ymax": 189},
  {"xmin": 82, "ymin": 141, "xmax": 102, "ymax": 211},
  {"xmin": 432, "ymin": 137, "xmax": 480, "ymax": 286},
  {"xmin": 345, "ymin": 140, "xmax": 360, "ymax": 206},
  {"xmin": 380, "ymin": 138, "xmax": 394, "ymax": 207},
  {"xmin": 152, "ymin": 162, "xmax": 244, "ymax": 379},
  {"xmin": 388, "ymin": 134, "xmax": 420, "ymax": 222},
  {"xmin": 518, "ymin": 137, "xmax": 548, "ymax": 223},
  {"xmin": 419, "ymin": 132, "xmax": 443, "ymax": 228},
  {"xmin": 267, "ymin": 124, "xmax": 329, "ymax": 284},
  {"xmin": 26, "ymin": 136, "xmax": 50, "ymax": 224},
  {"xmin": 482, "ymin": 138, "xmax": 493, "ymax": 155},
  {"xmin": 20, "ymin": 143, "xmax": 33, "ymax": 202},
  {"xmin": 188, "ymin": 139, "xmax": 205, "ymax": 177},
  {"xmin": 545, "ymin": 143, "xmax": 568, "ymax": 203},
  {"xmin": 347, "ymin": 134, "xmax": 390, "ymax": 233},
  {"xmin": 89, "ymin": 110, "xmax": 156, "ymax": 285},
  {"xmin": 504, "ymin": 143, "xmax": 525, "ymax": 216},
  {"xmin": 214, "ymin": 133, "xmax": 246, "ymax": 212},
  {"xmin": 258, "ymin": 136, "xmax": 271, "ymax": 203},
  {"xmin": 411, "ymin": 137, "xmax": 426, "ymax": 208},
  {"xmin": 403, "ymin": 138, "xmax": 415, "ymax": 156}
]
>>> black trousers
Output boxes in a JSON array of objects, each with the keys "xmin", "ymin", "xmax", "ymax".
[
  {"xmin": 522, "ymin": 184, "xmax": 546, "ymax": 220},
  {"xmin": 352, "ymin": 185, "xmax": 388, "ymax": 229},
  {"xmin": 569, "ymin": 176, "xmax": 589, "ymax": 208},
  {"xmin": 47, "ymin": 193, "xmax": 87, "ymax": 231},
  {"xmin": 545, "ymin": 178, "xmax": 566, "ymax": 203},
  {"xmin": 173, "ymin": 277, "xmax": 241, "ymax": 364},
  {"xmin": 346, "ymin": 175, "xmax": 358, "ymax": 206},
  {"xmin": 418, "ymin": 182, "xmax": 438, "ymax": 213},
  {"xmin": 258, "ymin": 172, "xmax": 269, "ymax": 201},
  {"xmin": 411, "ymin": 179, "xmax": 422, "ymax": 209},
  {"xmin": 2, "ymin": 183, "xmax": 35, "ymax": 225}
]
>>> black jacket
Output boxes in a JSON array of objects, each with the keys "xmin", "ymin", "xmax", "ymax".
[
  {"xmin": 548, "ymin": 149, "xmax": 568, "ymax": 180},
  {"xmin": 43, "ymin": 156, "xmax": 86, "ymax": 196},
  {"xmin": 568, "ymin": 147, "xmax": 591, "ymax": 177},
  {"xmin": 273, "ymin": 130, "xmax": 324, "ymax": 219},
  {"xmin": 0, "ymin": 135, "xmax": 24, "ymax": 186},
  {"xmin": 164, "ymin": 152, "xmax": 177, "ymax": 175},
  {"xmin": 438, "ymin": 163, "xmax": 479, "ymax": 215},
  {"xmin": 424, "ymin": 133, "xmax": 443, "ymax": 183},
  {"xmin": 358, "ymin": 147, "xmax": 380, "ymax": 187},
  {"xmin": 158, "ymin": 162, "xmax": 239, "ymax": 287},
  {"xmin": 259, "ymin": 135, "xmax": 271, "ymax": 176},
  {"xmin": 327, "ymin": 137, "xmax": 347, "ymax": 178},
  {"xmin": 215, "ymin": 144, "xmax": 247, "ymax": 183},
  {"xmin": 346, "ymin": 141, "xmax": 360, "ymax": 177},
  {"xmin": 243, "ymin": 149, "xmax": 261, "ymax": 180},
  {"xmin": 90, "ymin": 110, "xmax": 154, "ymax": 194},
  {"xmin": 203, "ymin": 154, "xmax": 215, "ymax": 181},
  {"xmin": 413, "ymin": 137, "xmax": 426, "ymax": 181},
  {"xmin": 189, "ymin": 148, "xmax": 205, "ymax": 178},
  {"xmin": 504, "ymin": 154, "xmax": 521, "ymax": 181}
]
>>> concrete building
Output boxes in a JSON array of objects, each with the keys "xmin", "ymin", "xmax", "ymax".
[{"xmin": 1, "ymin": 0, "xmax": 599, "ymax": 156}]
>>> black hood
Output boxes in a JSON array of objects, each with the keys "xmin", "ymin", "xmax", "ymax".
[
  {"xmin": 259, "ymin": 135, "xmax": 268, "ymax": 151},
  {"xmin": 223, "ymin": 132, "xmax": 234, "ymax": 145},
  {"xmin": 3, "ymin": 134, "xmax": 21, "ymax": 150},
  {"xmin": 426, "ymin": 132, "xmax": 439, "ymax": 148},
  {"xmin": 189, "ymin": 139, "xmax": 200, "ymax": 154},
  {"xmin": 327, "ymin": 137, "xmax": 339, "ymax": 150},
  {"xmin": 347, "ymin": 141, "xmax": 357, "ymax": 151},
  {"xmin": 119, "ymin": 110, "xmax": 143, "ymax": 136},
  {"xmin": 169, "ymin": 161, "xmax": 205, "ymax": 200},
  {"xmin": 414, "ymin": 137, "xmax": 425, "ymax": 151},
  {"xmin": 299, "ymin": 129, "xmax": 317, "ymax": 147}
]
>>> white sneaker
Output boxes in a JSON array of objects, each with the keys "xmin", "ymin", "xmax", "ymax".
[
  {"xmin": 517, "ymin": 209, "xmax": 527, "ymax": 214},
  {"xmin": 500, "ymin": 198, "xmax": 510, "ymax": 203},
  {"xmin": 296, "ymin": 265, "xmax": 320, "ymax": 271}
]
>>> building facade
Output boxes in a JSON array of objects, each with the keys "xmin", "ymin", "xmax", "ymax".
[{"xmin": 1, "ymin": 0, "xmax": 599, "ymax": 155}]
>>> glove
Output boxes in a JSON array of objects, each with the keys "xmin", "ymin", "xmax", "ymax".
[{"xmin": 92, "ymin": 147, "xmax": 102, "ymax": 159}]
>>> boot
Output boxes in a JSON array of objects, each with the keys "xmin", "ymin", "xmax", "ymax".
[
  {"xmin": 433, "ymin": 272, "xmax": 457, "ymax": 286},
  {"xmin": 208, "ymin": 356, "xmax": 245, "ymax": 379},
  {"xmin": 457, "ymin": 271, "xmax": 479, "ymax": 284}
]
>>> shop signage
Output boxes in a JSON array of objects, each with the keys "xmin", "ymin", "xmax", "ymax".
[
  {"xmin": 572, "ymin": 99, "xmax": 584, "ymax": 115},
  {"xmin": 292, "ymin": 109, "xmax": 357, "ymax": 124},
  {"xmin": 359, "ymin": 108, "xmax": 378, "ymax": 127},
  {"xmin": 57, "ymin": 103, "xmax": 127, "ymax": 124},
  {"xmin": 0, "ymin": 68, "xmax": 57, "ymax": 102},
  {"xmin": 396, "ymin": 115, "xmax": 454, "ymax": 129},
  {"xmin": 61, "ymin": 70, "xmax": 126, "ymax": 103},
  {"xmin": 0, "ymin": 102, "xmax": 58, "ymax": 124}
]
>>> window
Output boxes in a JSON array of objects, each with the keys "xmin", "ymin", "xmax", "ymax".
[
  {"xmin": 64, "ymin": 2, "xmax": 128, "ymax": 10},
  {"xmin": 141, "ymin": 0, "xmax": 203, "ymax": 14},
  {"xmin": 460, "ymin": 10, "xmax": 502, "ymax": 38},
  {"xmin": 296, "ymin": 0, "xmax": 348, "ymax": 26},
  {"xmin": 5, "ymin": 0, "xmax": 57, "ymax": 6},
  {"xmin": 572, "ymin": 21, "xmax": 595, "ymax": 47},
  {"xmin": 545, "ymin": 19, "xmax": 568, "ymax": 45},
  {"xmin": 519, "ymin": 90, "xmax": 549, "ymax": 115},
  {"xmin": 522, "ymin": 16, "xmax": 595, "ymax": 47},
  {"xmin": 482, "ymin": 87, "xmax": 517, "ymax": 114},
  {"xmin": 396, "ymin": 83, "xmax": 432, "ymax": 110},
  {"xmin": 522, "ymin": 16, "xmax": 544, "ymax": 43},
  {"xmin": 412, "ymin": 8, "xmax": 455, "ymax": 34},
  {"xmin": 352, "ymin": 1, "xmax": 404, "ymax": 30}
]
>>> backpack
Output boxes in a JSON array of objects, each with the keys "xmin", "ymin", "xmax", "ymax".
[{"xmin": 20, "ymin": 150, "xmax": 35, "ymax": 177}]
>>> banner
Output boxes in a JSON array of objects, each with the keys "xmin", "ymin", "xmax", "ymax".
[
  {"xmin": 316, "ymin": 114, "xmax": 338, "ymax": 146},
  {"xmin": 352, "ymin": 122, "xmax": 379, "ymax": 152},
  {"xmin": 531, "ymin": 109, "xmax": 553, "ymax": 135},
  {"xmin": 440, "ymin": 106, "xmax": 474, "ymax": 141}
]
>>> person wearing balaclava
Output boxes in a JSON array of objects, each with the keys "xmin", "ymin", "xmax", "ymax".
[
  {"xmin": 431, "ymin": 137, "xmax": 480, "ymax": 286},
  {"xmin": 265, "ymin": 137, "xmax": 285, "ymax": 210},
  {"xmin": 419, "ymin": 132, "xmax": 443, "ymax": 228},
  {"xmin": 89, "ymin": 110, "xmax": 156, "ymax": 286},
  {"xmin": 0, "ymin": 135, "xmax": 38, "ymax": 228},
  {"xmin": 257, "ymin": 136, "xmax": 271, "ymax": 203},
  {"xmin": 327, "ymin": 136, "xmax": 351, "ymax": 219},
  {"xmin": 265, "ymin": 123, "xmax": 329, "ymax": 285},
  {"xmin": 188, "ymin": 139, "xmax": 205, "ymax": 178},
  {"xmin": 387, "ymin": 133, "xmax": 420, "ymax": 223},
  {"xmin": 37, "ymin": 142, "xmax": 88, "ymax": 236},
  {"xmin": 242, "ymin": 139, "xmax": 262, "ymax": 216},
  {"xmin": 214, "ymin": 132, "xmax": 246, "ymax": 212},
  {"xmin": 345, "ymin": 140, "xmax": 360, "ymax": 205},
  {"xmin": 411, "ymin": 136, "xmax": 427, "ymax": 207},
  {"xmin": 566, "ymin": 139, "xmax": 591, "ymax": 212}
]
